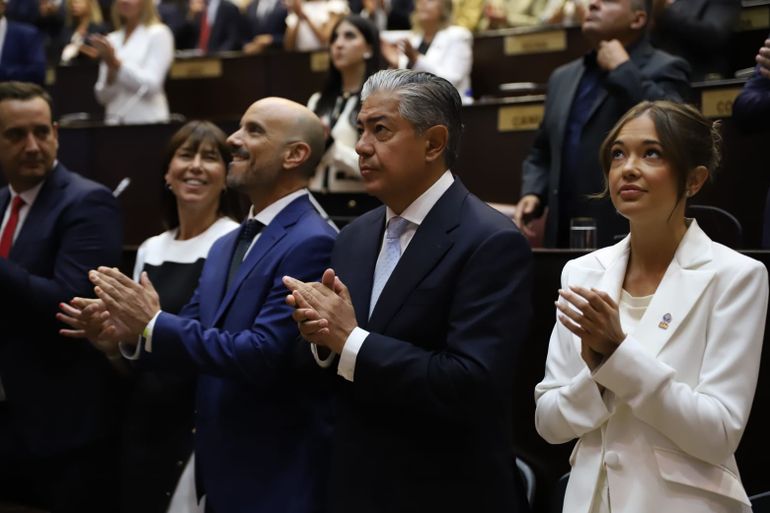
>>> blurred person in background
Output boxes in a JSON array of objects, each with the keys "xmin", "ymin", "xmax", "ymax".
[
  {"xmin": 242, "ymin": 0, "xmax": 288, "ymax": 53},
  {"xmin": 284, "ymin": 0, "xmax": 348, "ymax": 51},
  {"xmin": 307, "ymin": 14, "xmax": 382, "ymax": 225},
  {"xmin": 59, "ymin": 0, "xmax": 107, "ymax": 62},
  {"xmin": 381, "ymin": 0, "xmax": 473, "ymax": 102},
  {"xmin": 0, "ymin": 0, "xmax": 46, "ymax": 84},
  {"xmin": 92, "ymin": 0, "xmax": 174, "ymax": 124}
]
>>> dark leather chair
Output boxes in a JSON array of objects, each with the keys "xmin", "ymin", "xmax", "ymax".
[
  {"xmin": 685, "ymin": 204, "xmax": 743, "ymax": 248},
  {"xmin": 751, "ymin": 491, "xmax": 770, "ymax": 513},
  {"xmin": 549, "ymin": 472, "xmax": 570, "ymax": 513}
]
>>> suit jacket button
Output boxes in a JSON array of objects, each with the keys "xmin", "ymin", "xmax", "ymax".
[
  {"xmin": 165, "ymin": 491, "xmax": 172, "ymax": 497},
  {"xmin": 604, "ymin": 451, "xmax": 620, "ymax": 469},
  {"xmin": 177, "ymin": 460, "xmax": 184, "ymax": 467}
]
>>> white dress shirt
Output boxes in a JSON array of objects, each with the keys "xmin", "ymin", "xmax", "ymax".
[{"xmin": 333, "ymin": 171, "xmax": 454, "ymax": 381}]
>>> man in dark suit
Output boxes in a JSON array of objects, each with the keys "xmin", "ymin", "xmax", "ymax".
[
  {"xmin": 284, "ymin": 70, "xmax": 533, "ymax": 513},
  {"xmin": 242, "ymin": 0, "xmax": 287, "ymax": 53},
  {"xmin": 0, "ymin": 0, "xmax": 46, "ymax": 84},
  {"xmin": 161, "ymin": 0, "xmax": 244, "ymax": 53},
  {"xmin": 0, "ymin": 81, "xmax": 122, "ymax": 512},
  {"xmin": 61, "ymin": 97, "xmax": 336, "ymax": 513},
  {"xmin": 512, "ymin": 0, "xmax": 690, "ymax": 247}
]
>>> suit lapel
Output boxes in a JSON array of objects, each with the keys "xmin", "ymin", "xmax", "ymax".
[
  {"xmin": 366, "ymin": 181, "xmax": 463, "ymax": 332},
  {"xmin": 212, "ymin": 196, "xmax": 310, "ymax": 324},
  {"xmin": 553, "ymin": 60, "xmax": 585, "ymax": 156},
  {"xmin": 630, "ymin": 221, "xmax": 714, "ymax": 357},
  {"xmin": 342, "ymin": 209, "xmax": 385, "ymax": 329}
]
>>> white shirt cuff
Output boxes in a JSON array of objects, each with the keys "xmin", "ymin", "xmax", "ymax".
[
  {"xmin": 120, "ymin": 310, "xmax": 161, "ymax": 359},
  {"xmin": 337, "ymin": 327, "xmax": 369, "ymax": 382}
]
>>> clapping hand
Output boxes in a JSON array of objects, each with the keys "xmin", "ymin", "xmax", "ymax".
[
  {"xmin": 556, "ymin": 286, "xmax": 625, "ymax": 370},
  {"xmin": 283, "ymin": 269, "xmax": 357, "ymax": 354}
]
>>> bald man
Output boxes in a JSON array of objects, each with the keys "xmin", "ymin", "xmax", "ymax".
[{"xmin": 60, "ymin": 98, "xmax": 336, "ymax": 513}]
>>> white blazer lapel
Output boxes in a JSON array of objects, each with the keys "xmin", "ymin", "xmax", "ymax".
[{"xmin": 628, "ymin": 220, "xmax": 715, "ymax": 357}]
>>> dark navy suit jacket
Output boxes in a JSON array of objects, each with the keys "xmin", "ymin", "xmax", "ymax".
[
  {"xmin": 244, "ymin": 0, "xmax": 287, "ymax": 48},
  {"xmin": 520, "ymin": 38, "xmax": 690, "ymax": 247},
  {"xmin": 161, "ymin": 0, "xmax": 244, "ymax": 53},
  {"xmin": 328, "ymin": 179, "xmax": 533, "ymax": 513},
  {"xmin": 142, "ymin": 195, "xmax": 335, "ymax": 513},
  {"xmin": 0, "ymin": 19, "xmax": 46, "ymax": 84},
  {"xmin": 0, "ymin": 164, "xmax": 122, "ymax": 457}
]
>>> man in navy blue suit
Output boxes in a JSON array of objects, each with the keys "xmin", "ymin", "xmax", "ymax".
[
  {"xmin": 62, "ymin": 97, "xmax": 336, "ymax": 513},
  {"xmin": 284, "ymin": 70, "xmax": 533, "ymax": 513},
  {"xmin": 0, "ymin": 0, "xmax": 46, "ymax": 84},
  {"xmin": 0, "ymin": 81, "xmax": 122, "ymax": 512}
]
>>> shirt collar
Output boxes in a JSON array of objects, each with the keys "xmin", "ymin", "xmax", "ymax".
[
  {"xmin": 247, "ymin": 188, "xmax": 308, "ymax": 227},
  {"xmin": 9, "ymin": 179, "xmax": 46, "ymax": 208},
  {"xmin": 385, "ymin": 170, "xmax": 454, "ymax": 227}
]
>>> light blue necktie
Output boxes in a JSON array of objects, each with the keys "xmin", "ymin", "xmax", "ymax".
[{"xmin": 370, "ymin": 216, "xmax": 410, "ymax": 317}]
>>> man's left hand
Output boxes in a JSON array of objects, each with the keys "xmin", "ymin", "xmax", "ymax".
[
  {"xmin": 283, "ymin": 269, "xmax": 357, "ymax": 354},
  {"xmin": 89, "ymin": 267, "xmax": 161, "ymax": 339},
  {"xmin": 597, "ymin": 39, "xmax": 630, "ymax": 71}
]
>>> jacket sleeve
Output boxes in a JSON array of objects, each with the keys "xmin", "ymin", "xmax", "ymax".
[
  {"xmin": 520, "ymin": 71, "xmax": 556, "ymax": 203},
  {"xmin": 95, "ymin": 25, "xmax": 175, "ymax": 104},
  {"xmin": 604, "ymin": 50, "xmax": 692, "ymax": 107},
  {"xmin": 0, "ymin": 25, "xmax": 47, "ymax": 85},
  {"xmin": 352, "ymin": 228, "xmax": 533, "ymax": 423},
  {"xmin": 534, "ymin": 262, "xmax": 612, "ymax": 443},
  {"xmin": 0, "ymin": 187, "xmax": 122, "ymax": 333},
  {"xmin": 593, "ymin": 261, "xmax": 769, "ymax": 465},
  {"xmin": 145, "ymin": 232, "xmax": 334, "ymax": 387}
]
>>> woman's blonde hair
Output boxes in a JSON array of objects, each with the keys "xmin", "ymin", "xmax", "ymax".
[
  {"xmin": 111, "ymin": 0, "xmax": 161, "ymax": 29},
  {"xmin": 65, "ymin": 0, "xmax": 103, "ymax": 27},
  {"xmin": 411, "ymin": 0, "xmax": 454, "ymax": 33}
]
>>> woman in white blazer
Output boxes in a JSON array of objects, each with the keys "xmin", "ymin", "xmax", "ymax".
[
  {"xmin": 382, "ymin": 0, "xmax": 473, "ymax": 103},
  {"xmin": 91, "ymin": 0, "xmax": 174, "ymax": 124},
  {"xmin": 535, "ymin": 101, "xmax": 768, "ymax": 513}
]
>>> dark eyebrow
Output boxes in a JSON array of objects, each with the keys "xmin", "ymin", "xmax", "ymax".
[{"xmin": 358, "ymin": 115, "xmax": 387, "ymax": 125}]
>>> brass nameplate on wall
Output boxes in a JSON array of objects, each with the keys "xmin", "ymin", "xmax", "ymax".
[
  {"xmin": 310, "ymin": 52, "xmax": 330, "ymax": 73},
  {"xmin": 498, "ymin": 104, "xmax": 544, "ymax": 131},
  {"xmin": 170, "ymin": 59, "xmax": 223, "ymax": 79},
  {"xmin": 701, "ymin": 88, "xmax": 742, "ymax": 118},
  {"xmin": 738, "ymin": 6, "xmax": 770, "ymax": 31},
  {"xmin": 504, "ymin": 30, "xmax": 566, "ymax": 56}
]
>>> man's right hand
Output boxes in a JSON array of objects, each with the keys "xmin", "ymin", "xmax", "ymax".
[{"xmin": 513, "ymin": 194, "xmax": 541, "ymax": 237}]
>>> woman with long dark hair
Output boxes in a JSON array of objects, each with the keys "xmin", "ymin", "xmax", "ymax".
[{"xmin": 307, "ymin": 14, "xmax": 381, "ymax": 225}]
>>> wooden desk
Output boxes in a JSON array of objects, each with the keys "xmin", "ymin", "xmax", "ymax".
[{"xmin": 471, "ymin": 24, "xmax": 589, "ymax": 100}]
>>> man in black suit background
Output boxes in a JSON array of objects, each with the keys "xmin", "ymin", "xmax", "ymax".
[
  {"xmin": 511, "ymin": 0, "xmax": 690, "ymax": 247},
  {"xmin": 0, "ymin": 82, "xmax": 123, "ymax": 512},
  {"xmin": 284, "ymin": 69, "xmax": 533, "ymax": 513}
]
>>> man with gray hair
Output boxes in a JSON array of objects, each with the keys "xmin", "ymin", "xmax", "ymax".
[{"xmin": 284, "ymin": 69, "xmax": 533, "ymax": 513}]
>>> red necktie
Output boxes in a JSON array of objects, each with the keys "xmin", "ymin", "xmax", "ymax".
[
  {"xmin": 0, "ymin": 196, "xmax": 25, "ymax": 258},
  {"xmin": 199, "ymin": 8, "xmax": 211, "ymax": 51}
]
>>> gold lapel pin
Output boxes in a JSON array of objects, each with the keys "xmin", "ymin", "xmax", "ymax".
[{"xmin": 658, "ymin": 312, "xmax": 672, "ymax": 330}]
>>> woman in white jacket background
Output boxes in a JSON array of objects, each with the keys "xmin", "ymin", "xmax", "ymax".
[
  {"xmin": 535, "ymin": 101, "xmax": 768, "ymax": 513},
  {"xmin": 381, "ymin": 0, "xmax": 473, "ymax": 103},
  {"xmin": 91, "ymin": 0, "xmax": 174, "ymax": 124}
]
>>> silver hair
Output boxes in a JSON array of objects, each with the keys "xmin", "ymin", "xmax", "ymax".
[{"xmin": 361, "ymin": 69, "xmax": 463, "ymax": 168}]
